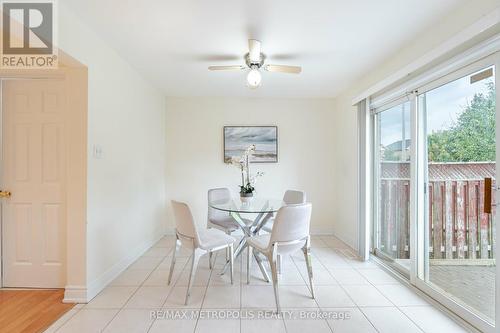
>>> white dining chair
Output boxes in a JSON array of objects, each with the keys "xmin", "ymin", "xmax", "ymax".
[
  {"xmin": 207, "ymin": 188, "xmax": 252, "ymax": 267},
  {"xmin": 260, "ymin": 190, "xmax": 306, "ymax": 273},
  {"xmin": 169, "ymin": 200, "xmax": 236, "ymax": 305},
  {"xmin": 261, "ymin": 190, "xmax": 306, "ymax": 233},
  {"xmin": 246, "ymin": 203, "xmax": 314, "ymax": 312}
]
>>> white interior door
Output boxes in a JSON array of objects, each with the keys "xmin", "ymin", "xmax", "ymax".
[{"xmin": 1, "ymin": 80, "xmax": 67, "ymax": 288}]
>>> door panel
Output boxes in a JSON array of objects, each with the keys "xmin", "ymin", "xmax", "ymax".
[
  {"xmin": 2, "ymin": 80, "xmax": 66, "ymax": 288},
  {"xmin": 374, "ymin": 100, "xmax": 412, "ymax": 273},
  {"xmin": 420, "ymin": 65, "xmax": 496, "ymax": 322}
]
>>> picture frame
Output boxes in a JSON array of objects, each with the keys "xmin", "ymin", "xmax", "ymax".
[{"xmin": 223, "ymin": 126, "xmax": 278, "ymax": 163}]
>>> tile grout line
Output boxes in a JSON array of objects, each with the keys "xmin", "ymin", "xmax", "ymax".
[
  {"xmin": 47, "ymin": 305, "xmax": 82, "ymax": 332},
  {"xmin": 148, "ymin": 247, "xmax": 197, "ymax": 332},
  {"xmin": 313, "ymin": 242, "xmax": 381, "ymax": 333},
  {"xmin": 289, "ymin": 253, "xmax": 333, "ymax": 333},
  {"xmin": 146, "ymin": 244, "xmax": 190, "ymax": 332},
  {"xmin": 54, "ymin": 240, "xmax": 175, "ymax": 333},
  {"xmin": 363, "ymin": 260, "xmax": 435, "ymax": 332},
  {"xmin": 192, "ymin": 247, "xmax": 234, "ymax": 333},
  {"xmin": 53, "ymin": 235, "xmax": 444, "ymax": 333},
  {"xmin": 100, "ymin": 244, "xmax": 175, "ymax": 333},
  {"xmin": 349, "ymin": 258, "xmax": 426, "ymax": 332}
]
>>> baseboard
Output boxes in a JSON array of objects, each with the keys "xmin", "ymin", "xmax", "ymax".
[
  {"xmin": 331, "ymin": 230, "xmax": 358, "ymax": 253},
  {"xmin": 164, "ymin": 227, "xmax": 175, "ymax": 235},
  {"xmin": 63, "ymin": 285, "xmax": 88, "ymax": 303},
  {"xmin": 309, "ymin": 227, "xmax": 334, "ymax": 235},
  {"xmin": 85, "ymin": 233, "xmax": 164, "ymax": 302}
]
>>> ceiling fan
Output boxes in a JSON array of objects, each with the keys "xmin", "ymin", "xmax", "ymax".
[{"xmin": 208, "ymin": 39, "xmax": 302, "ymax": 89}]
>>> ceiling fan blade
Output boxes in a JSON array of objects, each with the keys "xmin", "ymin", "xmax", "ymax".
[
  {"xmin": 264, "ymin": 64, "xmax": 302, "ymax": 74},
  {"xmin": 248, "ymin": 39, "xmax": 261, "ymax": 63},
  {"xmin": 208, "ymin": 65, "xmax": 246, "ymax": 71}
]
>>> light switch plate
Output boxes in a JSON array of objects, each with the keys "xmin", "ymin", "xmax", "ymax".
[{"xmin": 93, "ymin": 144, "xmax": 103, "ymax": 159}]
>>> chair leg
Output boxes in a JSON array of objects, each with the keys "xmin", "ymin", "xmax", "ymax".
[
  {"xmin": 253, "ymin": 252, "xmax": 271, "ymax": 283},
  {"xmin": 209, "ymin": 251, "xmax": 213, "ymax": 270},
  {"xmin": 225, "ymin": 230, "xmax": 231, "ymax": 261},
  {"xmin": 213, "ymin": 251, "xmax": 219, "ymax": 268},
  {"xmin": 269, "ymin": 250, "xmax": 280, "ymax": 313},
  {"xmin": 229, "ymin": 244, "xmax": 234, "ymax": 284},
  {"xmin": 277, "ymin": 254, "xmax": 282, "ymax": 275},
  {"xmin": 167, "ymin": 237, "xmax": 180, "ymax": 285},
  {"xmin": 247, "ymin": 245, "xmax": 253, "ymax": 284},
  {"xmin": 303, "ymin": 244, "xmax": 315, "ymax": 299},
  {"xmin": 185, "ymin": 248, "xmax": 202, "ymax": 305}
]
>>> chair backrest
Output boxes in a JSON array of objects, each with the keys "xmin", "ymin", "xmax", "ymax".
[
  {"xmin": 283, "ymin": 190, "xmax": 306, "ymax": 205},
  {"xmin": 171, "ymin": 200, "xmax": 199, "ymax": 242},
  {"xmin": 270, "ymin": 203, "xmax": 312, "ymax": 253},
  {"xmin": 208, "ymin": 188, "xmax": 231, "ymax": 220}
]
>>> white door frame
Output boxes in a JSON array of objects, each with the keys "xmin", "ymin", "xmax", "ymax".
[
  {"xmin": 0, "ymin": 80, "xmax": 3, "ymax": 285},
  {"xmin": 495, "ymin": 49, "xmax": 500, "ymax": 333}
]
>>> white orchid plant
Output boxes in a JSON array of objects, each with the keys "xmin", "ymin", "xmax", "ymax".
[{"xmin": 230, "ymin": 144, "xmax": 265, "ymax": 196}]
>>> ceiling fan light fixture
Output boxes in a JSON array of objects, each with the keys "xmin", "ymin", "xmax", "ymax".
[
  {"xmin": 208, "ymin": 39, "xmax": 301, "ymax": 89},
  {"xmin": 246, "ymin": 68, "xmax": 262, "ymax": 89}
]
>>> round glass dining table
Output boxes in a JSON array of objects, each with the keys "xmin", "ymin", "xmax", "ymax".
[
  {"xmin": 209, "ymin": 197, "xmax": 285, "ymax": 280},
  {"xmin": 209, "ymin": 197, "xmax": 284, "ymax": 214}
]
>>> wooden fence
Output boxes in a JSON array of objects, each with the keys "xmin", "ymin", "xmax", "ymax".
[{"xmin": 379, "ymin": 179, "xmax": 496, "ymax": 259}]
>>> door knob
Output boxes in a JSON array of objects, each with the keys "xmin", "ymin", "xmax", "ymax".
[{"xmin": 0, "ymin": 190, "xmax": 11, "ymax": 198}]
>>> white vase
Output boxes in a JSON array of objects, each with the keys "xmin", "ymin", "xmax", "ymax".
[{"xmin": 240, "ymin": 194, "xmax": 254, "ymax": 203}]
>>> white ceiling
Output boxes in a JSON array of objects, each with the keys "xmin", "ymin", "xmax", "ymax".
[{"xmin": 64, "ymin": 0, "xmax": 466, "ymax": 98}]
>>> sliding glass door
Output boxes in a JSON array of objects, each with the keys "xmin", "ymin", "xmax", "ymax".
[
  {"xmin": 371, "ymin": 53, "xmax": 499, "ymax": 331},
  {"xmin": 419, "ymin": 64, "xmax": 496, "ymax": 324},
  {"xmin": 373, "ymin": 100, "xmax": 411, "ymax": 274}
]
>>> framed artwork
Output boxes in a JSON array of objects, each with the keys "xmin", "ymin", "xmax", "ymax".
[{"xmin": 223, "ymin": 126, "xmax": 278, "ymax": 163}]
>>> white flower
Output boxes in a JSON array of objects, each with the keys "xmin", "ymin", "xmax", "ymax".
[
  {"xmin": 230, "ymin": 156, "xmax": 246, "ymax": 170},
  {"xmin": 250, "ymin": 171, "xmax": 265, "ymax": 185},
  {"xmin": 245, "ymin": 144, "xmax": 256, "ymax": 155}
]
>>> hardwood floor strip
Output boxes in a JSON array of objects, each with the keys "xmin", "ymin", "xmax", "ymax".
[{"xmin": 0, "ymin": 289, "xmax": 75, "ymax": 333}]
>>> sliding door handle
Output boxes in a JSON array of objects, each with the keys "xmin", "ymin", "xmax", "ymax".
[{"xmin": 484, "ymin": 178, "xmax": 492, "ymax": 214}]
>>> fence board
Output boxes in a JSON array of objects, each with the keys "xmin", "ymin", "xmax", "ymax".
[
  {"xmin": 388, "ymin": 181, "xmax": 398, "ymax": 257},
  {"xmin": 479, "ymin": 181, "xmax": 490, "ymax": 259},
  {"xmin": 397, "ymin": 181, "xmax": 410, "ymax": 258},
  {"xmin": 456, "ymin": 181, "xmax": 466, "ymax": 259},
  {"xmin": 428, "ymin": 183, "xmax": 434, "ymax": 258},
  {"xmin": 380, "ymin": 180, "xmax": 387, "ymax": 253},
  {"xmin": 432, "ymin": 182, "xmax": 443, "ymax": 259},
  {"xmin": 467, "ymin": 181, "xmax": 478, "ymax": 259},
  {"xmin": 444, "ymin": 181, "xmax": 454, "ymax": 259},
  {"xmin": 492, "ymin": 181, "xmax": 496, "ymax": 259},
  {"xmin": 382, "ymin": 180, "xmax": 393, "ymax": 255},
  {"xmin": 379, "ymin": 174, "xmax": 495, "ymax": 260}
]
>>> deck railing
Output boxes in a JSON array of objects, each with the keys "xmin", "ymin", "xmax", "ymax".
[{"xmin": 379, "ymin": 163, "xmax": 496, "ymax": 260}]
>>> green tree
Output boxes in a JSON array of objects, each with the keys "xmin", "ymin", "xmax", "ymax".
[{"xmin": 428, "ymin": 82, "xmax": 496, "ymax": 162}]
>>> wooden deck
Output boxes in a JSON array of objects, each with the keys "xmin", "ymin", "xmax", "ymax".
[{"xmin": 430, "ymin": 265, "xmax": 495, "ymax": 320}]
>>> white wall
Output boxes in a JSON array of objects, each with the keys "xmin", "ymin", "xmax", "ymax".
[
  {"xmin": 165, "ymin": 97, "xmax": 336, "ymax": 235},
  {"xmin": 59, "ymin": 3, "xmax": 166, "ymax": 299},
  {"xmin": 332, "ymin": 0, "xmax": 500, "ymax": 251}
]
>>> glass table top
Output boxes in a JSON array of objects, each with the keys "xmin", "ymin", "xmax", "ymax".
[{"xmin": 209, "ymin": 197, "xmax": 285, "ymax": 214}]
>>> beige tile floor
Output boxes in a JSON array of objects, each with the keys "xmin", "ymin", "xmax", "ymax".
[{"xmin": 44, "ymin": 235, "xmax": 469, "ymax": 333}]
